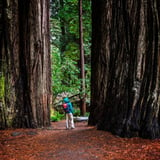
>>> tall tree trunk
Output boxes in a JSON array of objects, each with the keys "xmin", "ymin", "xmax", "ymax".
[
  {"xmin": 0, "ymin": 0, "xmax": 51, "ymax": 128},
  {"xmin": 59, "ymin": 0, "xmax": 66, "ymax": 55},
  {"xmin": 89, "ymin": 0, "xmax": 160, "ymax": 139},
  {"xmin": 79, "ymin": 0, "xmax": 86, "ymax": 116}
]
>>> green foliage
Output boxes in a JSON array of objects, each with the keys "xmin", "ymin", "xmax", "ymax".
[
  {"xmin": 0, "ymin": 74, "xmax": 5, "ymax": 99},
  {"xmin": 73, "ymin": 108, "xmax": 90, "ymax": 117},
  {"xmin": 73, "ymin": 109, "xmax": 81, "ymax": 116},
  {"xmin": 84, "ymin": 112, "xmax": 90, "ymax": 117},
  {"xmin": 51, "ymin": 46, "xmax": 81, "ymax": 97},
  {"xmin": 50, "ymin": 0, "xmax": 91, "ymax": 101},
  {"xmin": 50, "ymin": 110, "xmax": 64, "ymax": 122}
]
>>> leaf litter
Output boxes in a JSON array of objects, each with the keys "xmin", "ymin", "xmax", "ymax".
[{"xmin": 0, "ymin": 120, "xmax": 160, "ymax": 160}]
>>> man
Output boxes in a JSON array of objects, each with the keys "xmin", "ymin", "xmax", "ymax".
[{"xmin": 63, "ymin": 97, "xmax": 75, "ymax": 129}]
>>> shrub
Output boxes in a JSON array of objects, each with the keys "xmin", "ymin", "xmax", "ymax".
[{"xmin": 50, "ymin": 110, "xmax": 64, "ymax": 122}]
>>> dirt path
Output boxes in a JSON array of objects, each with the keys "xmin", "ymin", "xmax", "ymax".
[{"xmin": 0, "ymin": 120, "xmax": 160, "ymax": 160}]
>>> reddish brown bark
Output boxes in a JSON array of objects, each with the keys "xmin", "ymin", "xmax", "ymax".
[
  {"xmin": 79, "ymin": 0, "xmax": 86, "ymax": 116},
  {"xmin": 0, "ymin": 0, "xmax": 51, "ymax": 128},
  {"xmin": 89, "ymin": 0, "xmax": 160, "ymax": 139}
]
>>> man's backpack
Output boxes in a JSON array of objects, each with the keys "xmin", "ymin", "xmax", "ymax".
[{"xmin": 62, "ymin": 103, "xmax": 70, "ymax": 113}]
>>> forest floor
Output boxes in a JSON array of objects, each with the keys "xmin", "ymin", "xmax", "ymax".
[{"xmin": 0, "ymin": 120, "xmax": 160, "ymax": 160}]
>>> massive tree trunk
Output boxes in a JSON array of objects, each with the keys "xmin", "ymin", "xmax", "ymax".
[
  {"xmin": 89, "ymin": 0, "xmax": 160, "ymax": 139},
  {"xmin": 0, "ymin": 0, "xmax": 51, "ymax": 128}
]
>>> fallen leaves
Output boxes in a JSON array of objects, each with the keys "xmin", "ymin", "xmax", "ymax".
[{"xmin": 0, "ymin": 121, "xmax": 160, "ymax": 160}]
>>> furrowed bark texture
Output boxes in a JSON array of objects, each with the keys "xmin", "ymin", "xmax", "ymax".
[
  {"xmin": 89, "ymin": 0, "xmax": 160, "ymax": 139},
  {"xmin": 0, "ymin": 0, "xmax": 51, "ymax": 128}
]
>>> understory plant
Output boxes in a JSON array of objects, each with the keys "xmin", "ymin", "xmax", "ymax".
[{"xmin": 50, "ymin": 109, "xmax": 64, "ymax": 122}]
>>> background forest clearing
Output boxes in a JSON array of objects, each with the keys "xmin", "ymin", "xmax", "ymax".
[{"xmin": 51, "ymin": 0, "xmax": 91, "ymax": 117}]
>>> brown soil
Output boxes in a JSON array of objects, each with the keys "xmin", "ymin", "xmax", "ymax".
[{"xmin": 0, "ymin": 120, "xmax": 160, "ymax": 160}]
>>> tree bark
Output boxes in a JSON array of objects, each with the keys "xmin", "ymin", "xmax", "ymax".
[
  {"xmin": 79, "ymin": 0, "xmax": 86, "ymax": 116},
  {"xmin": 0, "ymin": 0, "xmax": 51, "ymax": 128},
  {"xmin": 89, "ymin": 0, "xmax": 160, "ymax": 139},
  {"xmin": 59, "ymin": 0, "xmax": 66, "ymax": 54}
]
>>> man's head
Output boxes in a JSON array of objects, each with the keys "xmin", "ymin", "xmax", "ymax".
[{"xmin": 63, "ymin": 97, "xmax": 70, "ymax": 103}]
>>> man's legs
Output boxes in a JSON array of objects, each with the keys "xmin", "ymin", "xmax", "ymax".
[
  {"xmin": 66, "ymin": 113, "xmax": 69, "ymax": 129},
  {"xmin": 68, "ymin": 113, "xmax": 75, "ymax": 129}
]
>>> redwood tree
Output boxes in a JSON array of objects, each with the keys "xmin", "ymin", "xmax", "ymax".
[
  {"xmin": 79, "ymin": 0, "xmax": 86, "ymax": 116},
  {"xmin": 89, "ymin": 0, "xmax": 160, "ymax": 139},
  {"xmin": 0, "ymin": 0, "xmax": 51, "ymax": 128}
]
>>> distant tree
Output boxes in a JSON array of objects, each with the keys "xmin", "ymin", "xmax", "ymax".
[
  {"xmin": 0, "ymin": 0, "xmax": 51, "ymax": 128},
  {"xmin": 89, "ymin": 0, "xmax": 160, "ymax": 139},
  {"xmin": 79, "ymin": 0, "xmax": 86, "ymax": 115}
]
